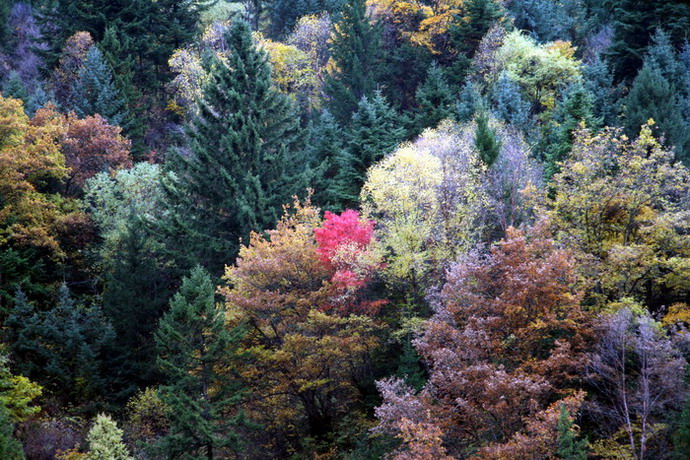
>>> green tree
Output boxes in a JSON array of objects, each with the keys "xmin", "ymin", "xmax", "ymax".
[
  {"xmin": 492, "ymin": 72, "xmax": 531, "ymax": 130},
  {"xmin": 87, "ymin": 414, "xmax": 133, "ymax": 460},
  {"xmin": 307, "ymin": 110, "xmax": 349, "ymax": 210},
  {"xmin": 556, "ymin": 405, "xmax": 587, "ymax": 460},
  {"xmin": 0, "ymin": 405, "xmax": 23, "ymax": 460},
  {"xmin": 325, "ymin": 0, "xmax": 384, "ymax": 124},
  {"xmin": 475, "ymin": 111, "xmax": 500, "ymax": 167},
  {"xmin": 673, "ymin": 396, "xmax": 690, "ymax": 459},
  {"xmin": 413, "ymin": 63, "xmax": 456, "ymax": 135},
  {"xmin": 72, "ymin": 46, "xmax": 127, "ymax": 126},
  {"xmin": 154, "ymin": 266, "xmax": 248, "ymax": 459},
  {"xmin": 334, "ymin": 91, "xmax": 406, "ymax": 208},
  {"xmin": 161, "ymin": 20, "xmax": 307, "ymax": 275},
  {"xmin": 1, "ymin": 72, "xmax": 28, "ymax": 106},
  {"xmin": 583, "ymin": 56, "xmax": 622, "ymax": 128},
  {"xmin": 0, "ymin": 0, "xmax": 11, "ymax": 47},
  {"xmin": 624, "ymin": 63, "xmax": 690, "ymax": 166}
]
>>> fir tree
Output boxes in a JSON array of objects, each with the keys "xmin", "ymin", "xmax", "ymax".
[
  {"xmin": 583, "ymin": 56, "xmax": 622, "ymax": 128},
  {"xmin": 672, "ymin": 396, "xmax": 690, "ymax": 459},
  {"xmin": 0, "ymin": 405, "xmax": 23, "ymax": 460},
  {"xmin": 160, "ymin": 20, "xmax": 307, "ymax": 275},
  {"xmin": 456, "ymin": 81, "xmax": 484, "ymax": 122},
  {"xmin": 624, "ymin": 63, "xmax": 690, "ymax": 166},
  {"xmin": 541, "ymin": 82, "xmax": 599, "ymax": 179},
  {"xmin": 154, "ymin": 266, "xmax": 248, "ymax": 459},
  {"xmin": 102, "ymin": 213, "xmax": 170, "ymax": 398},
  {"xmin": 396, "ymin": 338, "xmax": 425, "ymax": 392},
  {"xmin": 0, "ymin": 0, "xmax": 10, "ymax": 47},
  {"xmin": 1, "ymin": 72, "xmax": 28, "ymax": 106},
  {"xmin": 474, "ymin": 111, "xmax": 500, "ymax": 167},
  {"xmin": 646, "ymin": 28, "xmax": 685, "ymax": 88},
  {"xmin": 334, "ymin": 91, "xmax": 406, "ymax": 208},
  {"xmin": 492, "ymin": 72, "xmax": 531, "ymax": 129},
  {"xmin": 413, "ymin": 63, "xmax": 456, "ymax": 135},
  {"xmin": 324, "ymin": 0, "xmax": 384, "ymax": 124},
  {"xmin": 72, "ymin": 46, "xmax": 127, "ymax": 126},
  {"xmin": 87, "ymin": 414, "xmax": 133, "ymax": 460},
  {"xmin": 307, "ymin": 110, "xmax": 349, "ymax": 210},
  {"xmin": 556, "ymin": 405, "xmax": 587, "ymax": 460}
]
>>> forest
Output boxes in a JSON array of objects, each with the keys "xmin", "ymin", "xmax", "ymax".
[{"xmin": 0, "ymin": 0, "xmax": 690, "ymax": 458}]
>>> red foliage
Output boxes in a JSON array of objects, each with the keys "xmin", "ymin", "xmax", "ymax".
[{"xmin": 314, "ymin": 210, "xmax": 375, "ymax": 269}]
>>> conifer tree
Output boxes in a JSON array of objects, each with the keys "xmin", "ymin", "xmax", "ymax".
[
  {"xmin": 154, "ymin": 266, "xmax": 248, "ymax": 459},
  {"xmin": 1, "ymin": 72, "xmax": 28, "ymax": 106},
  {"xmin": 161, "ymin": 20, "xmax": 307, "ymax": 275},
  {"xmin": 0, "ymin": 405, "xmax": 23, "ymax": 460},
  {"xmin": 541, "ymin": 83, "xmax": 599, "ymax": 179},
  {"xmin": 87, "ymin": 414, "xmax": 133, "ymax": 460},
  {"xmin": 456, "ymin": 81, "xmax": 484, "ymax": 122},
  {"xmin": 475, "ymin": 111, "xmax": 500, "ymax": 167},
  {"xmin": 556, "ymin": 405, "xmax": 587, "ymax": 460},
  {"xmin": 413, "ymin": 63, "xmax": 456, "ymax": 135},
  {"xmin": 583, "ymin": 57, "xmax": 622, "ymax": 128},
  {"xmin": 396, "ymin": 338, "xmax": 425, "ymax": 392},
  {"xmin": 624, "ymin": 63, "xmax": 690, "ymax": 166},
  {"xmin": 0, "ymin": 0, "xmax": 10, "ymax": 47},
  {"xmin": 672, "ymin": 397, "xmax": 690, "ymax": 459},
  {"xmin": 72, "ymin": 46, "xmax": 127, "ymax": 126},
  {"xmin": 492, "ymin": 72, "xmax": 531, "ymax": 129},
  {"xmin": 324, "ymin": 0, "xmax": 384, "ymax": 124},
  {"xmin": 334, "ymin": 91, "xmax": 406, "ymax": 208},
  {"xmin": 307, "ymin": 110, "xmax": 349, "ymax": 210}
]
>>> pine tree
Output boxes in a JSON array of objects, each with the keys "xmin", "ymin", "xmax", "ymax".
[
  {"xmin": 556, "ymin": 405, "xmax": 587, "ymax": 460},
  {"xmin": 324, "ymin": 0, "xmax": 384, "ymax": 124},
  {"xmin": 102, "ymin": 213, "xmax": 170, "ymax": 398},
  {"xmin": 492, "ymin": 72, "xmax": 531, "ymax": 129},
  {"xmin": 334, "ymin": 91, "xmax": 406, "ymax": 208},
  {"xmin": 624, "ymin": 63, "xmax": 690, "ymax": 166},
  {"xmin": 307, "ymin": 110, "xmax": 349, "ymax": 210},
  {"xmin": 541, "ymin": 82, "xmax": 600, "ymax": 179},
  {"xmin": 583, "ymin": 56, "xmax": 622, "ymax": 128},
  {"xmin": 475, "ymin": 111, "xmax": 500, "ymax": 167},
  {"xmin": 1, "ymin": 72, "xmax": 28, "ymax": 106},
  {"xmin": 154, "ymin": 266, "xmax": 248, "ymax": 459},
  {"xmin": 413, "ymin": 63, "xmax": 456, "ymax": 135},
  {"xmin": 72, "ymin": 46, "xmax": 127, "ymax": 126},
  {"xmin": 161, "ymin": 20, "xmax": 307, "ymax": 275},
  {"xmin": 0, "ymin": 405, "xmax": 23, "ymax": 460},
  {"xmin": 87, "ymin": 414, "xmax": 133, "ymax": 460}
]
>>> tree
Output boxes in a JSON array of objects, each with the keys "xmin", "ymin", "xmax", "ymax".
[
  {"xmin": 72, "ymin": 46, "xmax": 127, "ymax": 126},
  {"xmin": 324, "ymin": 0, "xmax": 384, "ymax": 124},
  {"xmin": 50, "ymin": 31, "xmax": 95, "ymax": 108},
  {"xmin": 161, "ymin": 20, "xmax": 307, "ymax": 275},
  {"xmin": 624, "ymin": 63, "xmax": 690, "ymax": 166},
  {"xmin": 376, "ymin": 224, "xmax": 592, "ymax": 457},
  {"xmin": 221, "ymin": 201, "xmax": 382, "ymax": 455},
  {"xmin": 556, "ymin": 405, "xmax": 588, "ymax": 460},
  {"xmin": 548, "ymin": 124, "xmax": 690, "ymax": 308},
  {"xmin": 583, "ymin": 56, "xmax": 622, "ymax": 128},
  {"xmin": 492, "ymin": 72, "xmax": 532, "ymax": 129},
  {"xmin": 155, "ymin": 266, "xmax": 248, "ymax": 459},
  {"xmin": 60, "ymin": 113, "xmax": 132, "ymax": 195},
  {"xmin": 0, "ymin": 405, "xmax": 23, "ymax": 460},
  {"xmin": 588, "ymin": 308, "xmax": 687, "ymax": 459},
  {"xmin": 1, "ymin": 72, "xmax": 29, "ymax": 106},
  {"xmin": 413, "ymin": 63, "xmax": 455, "ymax": 135},
  {"xmin": 334, "ymin": 91, "xmax": 406, "ymax": 208},
  {"xmin": 506, "ymin": 0, "xmax": 581, "ymax": 43},
  {"xmin": 0, "ymin": 342, "xmax": 42, "ymax": 423},
  {"xmin": 86, "ymin": 414, "xmax": 133, "ymax": 460},
  {"xmin": 306, "ymin": 110, "xmax": 348, "ymax": 209},
  {"xmin": 474, "ymin": 110, "xmax": 500, "ymax": 166}
]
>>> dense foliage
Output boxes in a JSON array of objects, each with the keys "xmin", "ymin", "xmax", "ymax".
[{"xmin": 1, "ymin": 0, "xmax": 689, "ymax": 458}]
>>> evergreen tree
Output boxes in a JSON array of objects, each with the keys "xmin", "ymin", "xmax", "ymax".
[
  {"xmin": 0, "ymin": 405, "xmax": 23, "ymax": 460},
  {"xmin": 556, "ymin": 405, "xmax": 587, "ymax": 460},
  {"xmin": 541, "ymin": 82, "xmax": 599, "ymax": 179},
  {"xmin": 396, "ymin": 338, "xmax": 425, "ymax": 392},
  {"xmin": 456, "ymin": 81, "xmax": 484, "ymax": 122},
  {"xmin": 413, "ymin": 63, "xmax": 456, "ymax": 135},
  {"xmin": 154, "ymin": 266, "xmax": 248, "ymax": 459},
  {"xmin": 72, "ymin": 46, "xmax": 127, "ymax": 126},
  {"xmin": 307, "ymin": 110, "xmax": 349, "ymax": 210},
  {"xmin": 673, "ymin": 396, "xmax": 690, "ymax": 460},
  {"xmin": 160, "ymin": 20, "xmax": 307, "ymax": 275},
  {"xmin": 324, "ymin": 0, "xmax": 384, "ymax": 124},
  {"xmin": 607, "ymin": 0, "xmax": 690, "ymax": 80},
  {"xmin": 646, "ymin": 28, "xmax": 686, "ymax": 88},
  {"xmin": 583, "ymin": 56, "xmax": 622, "ymax": 128},
  {"xmin": 474, "ymin": 111, "xmax": 500, "ymax": 167},
  {"xmin": 1, "ymin": 72, "xmax": 28, "ymax": 106},
  {"xmin": 5, "ymin": 286, "xmax": 114, "ymax": 406},
  {"xmin": 492, "ymin": 72, "xmax": 531, "ymax": 129},
  {"xmin": 334, "ymin": 91, "xmax": 406, "ymax": 208},
  {"xmin": 102, "ymin": 213, "xmax": 170, "ymax": 398},
  {"xmin": 87, "ymin": 414, "xmax": 133, "ymax": 460},
  {"xmin": 0, "ymin": 0, "xmax": 10, "ymax": 47},
  {"xmin": 624, "ymin": 63, "xmax": 690, "ymax": 166}
]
